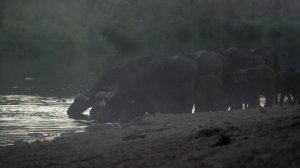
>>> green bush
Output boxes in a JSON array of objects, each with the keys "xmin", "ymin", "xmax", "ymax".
[{"xmin": 1, "ymin": 0, "xmax": 300, "ymax": 96}]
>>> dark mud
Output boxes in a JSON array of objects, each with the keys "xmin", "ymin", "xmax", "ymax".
[{"xmin": 0, "ymin": 106, "xmax": 300, "ymax": 168}]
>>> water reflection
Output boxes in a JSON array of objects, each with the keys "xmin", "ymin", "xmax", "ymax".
[{"xmin": 0, "ymin": 95, "xmax": 92, "ymax": 146}]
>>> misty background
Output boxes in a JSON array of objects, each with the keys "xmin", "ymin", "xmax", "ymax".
[{"xmin": 0, "ymin": 0, "xmax": 300, "ymax": 96}]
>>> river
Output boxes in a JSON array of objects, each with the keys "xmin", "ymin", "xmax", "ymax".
[{"xmin": 0, "ymin": 95, "xmax": 92, "ymax": 146}]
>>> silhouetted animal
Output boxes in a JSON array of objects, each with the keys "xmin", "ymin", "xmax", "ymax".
[
  {"xmin": 185, "ymin": 50, "xmax": 228, "ymax": 112},
  {"xmin": 67, "ymin": 66, "xmax": 121, "ymax": 119},
  {"xmin": 90, "ymin": 55, "xmax": 198, "ymax": 123},
  {"xmin": 275, "ymin": 68, "xmax": 300, "ymax": 105},
  {"xmin": 222, "ymin": 47, "xmax": 281, "ymax": 109},
  {"xmin": 232, "ymin": 65, "xmax": 277, "ymax": 109},
  {"xmin": 251, "ymin": 47, "xmax": 282, "ymax": 73}
]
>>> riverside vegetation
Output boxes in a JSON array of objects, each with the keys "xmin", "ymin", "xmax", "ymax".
[{"xmin": 1, "ymin": 0, "xmax": 300, "ymax": 96}]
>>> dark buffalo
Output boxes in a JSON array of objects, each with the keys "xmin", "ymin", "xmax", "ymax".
[
  {"xmin": 222, "ymin": 47, "xmax": 281, "ymax": 109},
  {"xmin": 251, "ymin": 47, "xmax": 282, "ymax": 73},
  {"xmin": 91, "ymin": 55, "xmax": 198, "ymax": 123},
  {"xmin": 231, "ymin": 65, "xmax": 277, "ymax": 109},
  {"xmin": 275, "ymin": 68, "xmax": 300, "ymax": 105},
  {"xmin": 67, "ymin": 66, "xmax": 121, "ymax": 119},
  {"xmin": 185, "ymin": 50, "xmax": 229, "ymax": 112}
]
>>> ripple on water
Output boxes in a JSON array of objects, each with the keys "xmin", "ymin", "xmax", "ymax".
[{"xmin": 0, "ymin": 95, "xmax": 91, "ymax": 146}]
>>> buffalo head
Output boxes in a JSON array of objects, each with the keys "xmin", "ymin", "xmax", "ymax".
[{"xmin": 67, "ymin": 92, "xmax": 92, "ymax": 116}]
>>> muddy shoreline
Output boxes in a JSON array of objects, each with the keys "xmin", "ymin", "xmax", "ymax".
[{"xmin": 1, "ymin": 106, "xmax": 300, "ymax": 168}]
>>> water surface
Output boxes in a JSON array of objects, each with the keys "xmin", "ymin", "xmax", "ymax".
[{"xmin": 0, "ymin": 95, "xmax": 92, "ymax": 146}]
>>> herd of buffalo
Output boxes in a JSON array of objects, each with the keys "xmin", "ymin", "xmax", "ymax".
[{"xmin": 67, "ymin": 47, "xmax": 300, "ymax": 123}]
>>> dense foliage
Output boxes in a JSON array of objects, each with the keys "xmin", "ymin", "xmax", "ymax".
[{"xmin": 1, "ymin": 0, "xmax": 300, "ymax": 96}]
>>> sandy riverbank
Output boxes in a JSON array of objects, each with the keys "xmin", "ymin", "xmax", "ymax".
[{"xmin": 1, "ymin": 105, "xmax": 300, "ymax": 168}]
